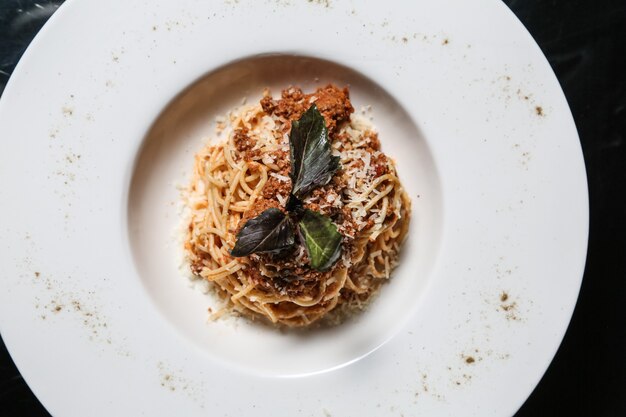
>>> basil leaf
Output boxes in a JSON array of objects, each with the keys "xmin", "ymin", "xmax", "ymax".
[
  {"xmin": 298, "ymin": 209, "xmax": 342, "ymax": 271},
  {"xmin": 289, "ymin": 105, "xmax": 340, "ymax": 199},
  {"xmin": 231, "ymin": 208, "xmax": 295, "ymax": 256}
]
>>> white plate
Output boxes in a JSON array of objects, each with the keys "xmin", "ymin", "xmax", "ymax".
[{"xmin": 0, "ymin": 0, "xmax": 588, "ymax": 416}]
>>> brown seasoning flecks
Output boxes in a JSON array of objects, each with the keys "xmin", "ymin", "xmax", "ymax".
[
  {"xmin": 31, "ymin": 271, "xmax": 125, "ymax": 353},
  {"xmin": 156, "ymin": 361, "xmax": 206, "ymax": 406},
  {"xmin": 499, "ymin": 292, "xmax": 522, "ymax": 321}
]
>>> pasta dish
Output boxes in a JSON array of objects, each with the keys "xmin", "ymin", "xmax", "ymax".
[{"xmin": 184, "ymin": 85, "xmax": 410, "ymax": 327}]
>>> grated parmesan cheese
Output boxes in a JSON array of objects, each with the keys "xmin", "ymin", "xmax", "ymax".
[
  {"xmin": 269, "ymin": 172, "xmax": 290, "ymax": 182},
  {"xmin": 260, "ymin": 153, "xmax": 276, "ymax": 166}
]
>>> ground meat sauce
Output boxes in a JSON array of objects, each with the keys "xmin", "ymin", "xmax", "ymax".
[
  {"xmin": 261, "ymin": 149, "xmax": 292, "ymax": 200},
  {"xmin": 372, "ymin": 152, "xmax": 390, "ymax": 177},
  {"xmin": 238, "ymin": 85, "xmax": 372, "ymax": 292},
  {"xmin": 260, "ymin": 84, "xmax": 354, "ymax": 138},
  {"xmin": 240, "ymin": 198, "xmax": 282, "ymax": 224},
  {"xmin": 362, "ymin": 131, "xmax": 381, "ymax": 151},
  {"xmin": 233, "ymin": 127, "xmax": 260, "ymax": 161},
  {"xmin": 255, "ymin": 257, "xmax": 328, "ymax": 290}
]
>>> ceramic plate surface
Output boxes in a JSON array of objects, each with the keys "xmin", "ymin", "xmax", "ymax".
[{"xmin": 0, "ymin": 0, "xmax": 588, "ymax": 416}]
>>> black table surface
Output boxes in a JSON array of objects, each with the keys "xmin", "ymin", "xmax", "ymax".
[{"xmin": 1, "ymin": 0, "xmax": 625, "ymax": 416}]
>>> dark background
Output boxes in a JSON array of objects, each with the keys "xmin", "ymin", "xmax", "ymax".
[{"xmin": 1, "ymin": 0, "xmax": 624, "ymax": 415}]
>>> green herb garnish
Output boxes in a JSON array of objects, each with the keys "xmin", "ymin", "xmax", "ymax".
[
  {"xmin": 230, "ymin": 208, "xmax": 295, "ymax": 257},
  {"xmin": 231, "ymin": 104, "xmax": 343, "ymax": 271},
  {"xmin": 289, "ymin": 104, "xmax": 340, "ymax": 199},
  {"xmin": 298, "ymin": 209, "xmax": 342, "ymax": 271}
]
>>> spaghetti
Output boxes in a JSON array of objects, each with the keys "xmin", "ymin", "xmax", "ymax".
[{"xmin": 184, "ymin": 85, "xmax": 411, "ymax": 327}]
